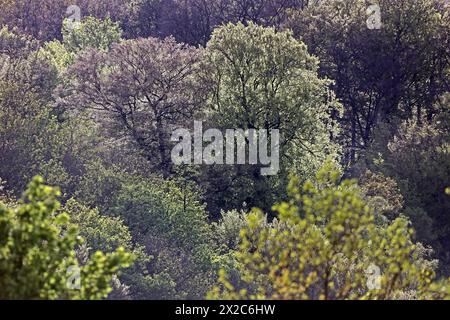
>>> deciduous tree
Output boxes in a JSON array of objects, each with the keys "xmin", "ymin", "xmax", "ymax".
[
  {"xmin": 0, "ymin": 177, "xmax": 133, "ymax": 299},
  {"xmin": 61, "ymin": 37, "xmax": 205, "ymax": 175},
  {"xmin": 209, "ymin": 163, "xmax": 450, "ymax": 300}
]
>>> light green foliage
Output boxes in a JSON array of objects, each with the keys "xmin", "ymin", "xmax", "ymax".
[
  {"xmin": 109, "ymin": 179, "xmax": 217, "ymax": 299},
  {"xmin": 205, "ymin": 22, "xmax": 341, "ymax": 175},
  {"xmin": 358, "ymin": 170, "xmax": 404, "ymax": 223},
  {"xmin": 28, "ymin": 115, "xmax": 107, "ymax": 197},
  {"xmin": 201, "ymin": 22, "xmax": 341, "ymax": 214},
  {"xmin": 38, "ymin": 40, "xmax": 75, "ymax": 73},
  {"xmin": 0, "ymin": 101, "xmax": 107, "ymax": 199},
  {"xmin": 0, "ymin": 27, "xmax": 57, "ymax": 101},
  {"xmin": 39, "ymin": 17, "xmax": 122, "ymax": 72},
  {"xmin": 0, "ymin": 28, "xmax": 59, "ymax": 193},
  {"xmin": 62, "ymin": 17, "xmax": 122, "ymax": 53},
  {"xmin": 65, "ymin": 163, "xmax": 218, "ymax": 299},
  {"xmin": 209, "ymin": 163, "xmax": 450, "ymax": 300},
  {"xmin": 212, "ymin": 210, "xmax": 248, "ymax": 252},
  {"xmin": 0, "ymin": 25, "xmax": 39, "ymax": 57},
  {"xmin": 66, "ymin": 199, "xmax": 142, "ymax": 254},
  {"xmin": 0, "ymin": 176, "xmax": 133, "ymax": 299},
  {"xmin": 111, "ymin": 179, "xmax": 211, "ymax": 247},
  {"xmin": 64, "ymin": 199, "xmax": 154, "ymax": 299},
  {"xmin": 1, "ymin": 0, "xmax": 448, "ymax": 301},
  {"xmin": 73, "ymin": 162, "xmax": 140, "ymax": 211}
]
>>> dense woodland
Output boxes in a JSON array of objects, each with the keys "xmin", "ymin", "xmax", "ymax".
[{"xmin": 0, "ymin": 0, "xmax": 449, "ymax": 300}]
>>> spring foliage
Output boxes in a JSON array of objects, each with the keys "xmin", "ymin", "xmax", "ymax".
[
  {"xmin": 0, "ymin": 176, "xmax": 133, "ymax": 299},
  {"xmin": 209, "ymin": 163, "xmax": 450, "ymax": 300}
]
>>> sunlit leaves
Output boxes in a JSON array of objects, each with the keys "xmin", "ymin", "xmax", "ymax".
[{"xmin": 0, "ymin": 177, "xmax": 133, "ymax": 299}]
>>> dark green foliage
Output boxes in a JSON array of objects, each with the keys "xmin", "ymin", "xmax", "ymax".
[
  {"xmin": 361, "ymin": 108, "xmax": 450, "ymax": 274},
  {"xmin": 287, "ymin": 0, "xmax": 450, "ymax": 165}
]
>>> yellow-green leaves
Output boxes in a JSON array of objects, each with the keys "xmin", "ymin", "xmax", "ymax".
[
  {"xmin": 0, "ymin": 176, "xmax": 133, "ymax": 300},
  {"xmin": 209, "ymin": 163, "xmax": 450, "ymax": 300}
]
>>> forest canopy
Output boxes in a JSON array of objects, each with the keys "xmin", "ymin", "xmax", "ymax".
[{"xmin": 0, "ymin": 0, "xmax": 449, "ymax": 300}]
